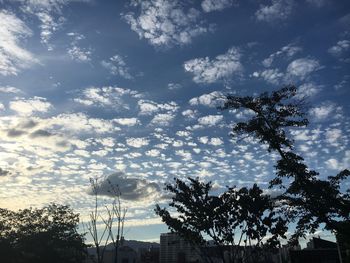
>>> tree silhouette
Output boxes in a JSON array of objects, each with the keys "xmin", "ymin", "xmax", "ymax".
[
  {"xmin": 85, "ymin": 177, "xmax": 127, "ymax": 263},
  {"xmin": 221, "ymin": 85, "xmax": 350, "ymax": 243},
  {"xmin": 155, "ymin": 177, "xmax": 288, "ymax": 263},
  {"xmin": 0, "ymin": 204, "xmax": 86, "ymax": 263}
]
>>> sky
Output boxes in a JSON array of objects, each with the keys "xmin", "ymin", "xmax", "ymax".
[{"xmin": 0, "ymin": 0, "xmax": 349, "ymax": 243}]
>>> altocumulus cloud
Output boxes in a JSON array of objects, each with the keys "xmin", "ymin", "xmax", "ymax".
[
  {"xmin": 184, "ymin": 47, "xmax": 242, "ymax": 84},
  {"xmin": 89, "ymin": 172, "xmax": 161, "ymax": 201},
  {"xmin": 0, "ymin": 10, "xmax": 39, "ymax": 76},
  {"xmin": 122, "ymin": 0, "xmax": 210, "ymax": 47}
]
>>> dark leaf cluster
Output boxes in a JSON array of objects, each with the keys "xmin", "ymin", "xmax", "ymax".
[{"xmin": 0, "ymin": 204, "xmax": 87, "ymax": 263}]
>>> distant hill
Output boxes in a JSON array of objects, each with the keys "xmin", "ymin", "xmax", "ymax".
[{"xmin": 87, "ymin": 239, "xmax": 160, "ymax": 255}]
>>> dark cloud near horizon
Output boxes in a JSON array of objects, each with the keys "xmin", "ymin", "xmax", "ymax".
[
  {"xmin": 30, "ymin": 129, "xmax": 53, "ymax": 138},
  {"xmin": 89, "ymin": 172, "xmax": 161, "ymax": 201},
  {"xmin": 7, "ymin": 129, "xmax": 26, "ymax": 137},
  {"xmin": 0, "ymin": 168, "xmax": 10, "ymax": 176}
]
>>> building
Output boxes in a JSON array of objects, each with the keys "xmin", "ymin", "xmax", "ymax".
[
  {"xmin": 139, "ymin": 247, "xmax": 160, "ymax": 263},
  {"xmin": 290, "ymin": 237, "xmax": 340, "ymax": 263},
  {"xmin": 160, "ymin": 233, "xmax": 200, "ymax": 263}
]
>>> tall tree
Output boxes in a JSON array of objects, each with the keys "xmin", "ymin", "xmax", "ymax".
[
  {"xmin": 0, "ymin": 204, "xmax": 86, "ymax": 263},
  {"xmin": 85, "ymin": 177, "xmax": 127, "ymax": 263},
  {"xmin": 221, "ymin": 85, "xmax": 350, "ymax": 242},
  {"xmin": 155, "ymin": 177, "xmax": 288, "ymax": 263}
]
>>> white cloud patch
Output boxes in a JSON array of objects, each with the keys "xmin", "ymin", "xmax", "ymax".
[
  {"xmin": 286, "ymin": 58, "xmax": 321, "ymax": 80},
  {"xmin": 201, "ymin": 0, "xmax": 234, "ymax": 12},
  {"xmin": 0, "ymin": 10, "xmax": 39, "ymax": 76},
  {"xmin": 262, "ymin": 44, "xmax": 302, "ymax": 67},
  {"xmin": 325, "ymin": 128, "xmax": 342, "ymax": 147},
  {"xmin": 138, "ymin": 100, "xmax": 178, "ymax": 115},
  {"xmin": 328, "ymin": 40, "xmax": 350, "ymax": 62},
  {"xmin": 74, "ymin": 86, "xmax": 142, "ymax": 108},
  {"xmin": 126, "ymin": 137, "xmax": 150, "ymax": 148},
  {"xmin": 0, "ymin": 86, "xmax": 22, "ymax": 94},
  {"xmin": 18, "ymin": 0, "xmax": 90, "ymax": 49},
  {"xmin": 184, "ymin": 47, "xmax": 242, "ymax": 84},
  {"xmin": 123, "ymin": 0, "xmax": 210, "ymax": 47},
  {"xmin": 101, "ymin": 54, "xmax": 133, "ymax": 79},
  {"xmin": 36, "ymin": 11, "xmax": 62, "ymax": 50},
  {"xmin": 296, "ymin": 83, "xmax": 321, "ymax": 98},
  {"xmin": 9, "ymin": 97, "xmax": 52, "ymax": 116},
  {"xmin": 182, "ymin": 109, "xmax": 197, "ymax": 119},
  {"xmin": 326, "ymin": 151, "xmax": 350, "ymax": 171},
  {"xmin": 309, "ymin": 102, "xmax": 342, "ymax": 121},
  {"xmin": 150, "ymin": 113, "xmax": 175, "ymax": 126},
  {"xmin": 167, "ymin": 83, "xmax": 182, "ymax": 90},
  {"xmin": 50, "ymin": 112, "xmax": 117, "ymax": 134},
  {"xmin": 113, "ymin": 118, "xmax": 140, "ymax": 126},
  {"xmin": 253, "ymin": 69, "xmax": 284, "ymax": 85},
  {"xmin": 67, "ymin": 32, "xmax": 91, "ymax": 62},
  {"xmin": 198, "ymin": 115, "xmax": 223, "ymax": 126},
  {"xmin": 68, "ymin": 46, "xmax": 91, "ymax": 62},
  {"xmin": 255, "ymin": 0, "xmax": 294, "ymax": 23},
  {"xmin": 189, "ymin": 91, "xmax": 225, "ymax": 107}
]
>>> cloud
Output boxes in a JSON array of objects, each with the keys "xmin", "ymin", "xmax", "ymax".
[
  {"xmin": 189, "ymin": 91, "xmax": 225, "ymax": 107},
  {"xmin": 167, "ymin": 83, "xmax": 182, "ymax": 90},
  {"xmin": 138, "ymin": 100, "xmax": 178, "ymax": 115},
  {"xmin": 201, "ymin": 0, "xmax": 234, "ymax": 12},
  {"xmin": 123, "ymin": 0, "xmax": 210, "ymax": 47},
  {"xmin": 126, "ymin": 137, "xmax": 150, "ymax": 148},
  {"xmin": 0, "ymin": 168, "xmax": 10, "ymax": 176},
  {"xmin": 0, "ymin": 10, "xmax": 39, "ymax": 76},
  {"xmin": 328, "ymin": 40, "xmax": 350, "ymax": 62},
  {"xmin": 198, "ymin": 115, "xmax": 223, "ymax": 126},
  {"xmin": 0, "ymin": 86, "xmax": 22, "ymax": 94},
  {"xmin": 309, "ymin": 102, "xmax": 342, "ymax": 121},
  {"xmin": 74, "ymin": 86, "xmax": 142, "ymax": 108},
  {"xmin": 296, "ymin": 83, "xmax": 321, "ymax": 98},
  {"xmin": 286, "ymin": 58, "xmax": 321, "ymax": 80},
  {"xmin": 9, "ymin": 97, "xmax": 52, "ymax": 116},
  {"xmin": 17, "ymin": 0, "xmax": 91, "ymax": 49},
  {"xmin": 255, "ymin": 0, "xmax": 294, "ymax": 23},
  {"xmin": 326, "ymin": 151, "xmax": 350, "ymax": 171},
  {"xmin": 101, "ymin": 54, "xmax": 133, "ymax": 79},
  {"xmin": 113, "ymin": 118, "xmax": 140, "ymax": 126},
  {"xmin": 325, "ymin": 128, "xmax": 342, "ymax": 147},
  {"xmin": 51, "ymin": 113, "xmax": 118, "ymax": 134},
  {"xmin": 262, "ymin": 44, "xmax": 302, "ymax": 67},
  {"xmin": 253, "ymin": 69, "xmax": 284, "ymax": 85},
  {"xmin": 36, "ymin": 11, "xmax": 62, "ymax": 50},
  {"xmin": 184, "ymin": 47, "xmax": 242, "ymax": 84},
  {"xmin": 150, "ymin": 113, "xmax": 175, "ymax": 126},
  {"xmin": 68, "ymin": 46, "xmax": 91, "ymax": 62},
  {"xmin": 89, "ymin": 172, "xmax": 160, "ymax": 201},
  {"xmin": 182, "ymin": 109, "xmax": 198, "ymax": 119}
]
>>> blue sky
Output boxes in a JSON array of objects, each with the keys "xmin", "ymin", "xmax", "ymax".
[{"xmin": 0, "ymin": 0, "xmax": 349, "ymax": 243}]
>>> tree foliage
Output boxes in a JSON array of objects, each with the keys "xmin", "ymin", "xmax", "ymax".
[
  {"xmin": 221, "ymin": 85, "xmax": 350, "ymax": 242},
  {"xmin": 155, "ymin": 178, "xmax": 288, "ymax": 262},
  {"xmin": 0, "ymin": 204, "xmax": 86, "ymax": 263}
]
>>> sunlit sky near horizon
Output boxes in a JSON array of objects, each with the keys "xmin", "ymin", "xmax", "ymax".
[{"xmin": 0, "ymin": 0, "xmax": 349, "ymax": 242}]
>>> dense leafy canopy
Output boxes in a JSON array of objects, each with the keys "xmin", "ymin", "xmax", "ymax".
[
  {"xmin": 155, "ymin": 178, "xmax": 288, "ymax": 262},
  {"xmin": 156, "ymin": 86, "xmax": 350, "ymax": 261},
  {"xmin": 222, "ymin": 85, "xmax": 350, "ymax": 242},
  {"xmin": 0, "ymin": 204, "xmax": 87, "ymax": 263}
]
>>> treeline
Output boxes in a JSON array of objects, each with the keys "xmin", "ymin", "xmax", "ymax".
[{"xmin": 0, "ymin": 204, "xmax": 86, "ymax": 263}]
